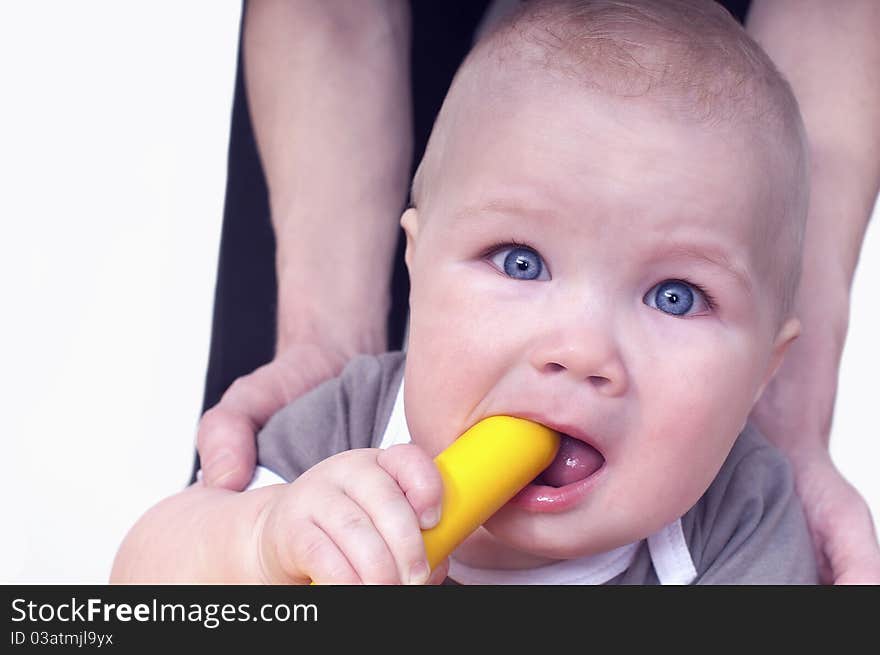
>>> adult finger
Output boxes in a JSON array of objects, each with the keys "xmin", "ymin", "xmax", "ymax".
[
  {"xmin": 197, "ymin": 404, "xmax": 257, "ymax": 490},
  {"xmin": 218, "ymin": 361, "xmax": 298, "ymax": 429},
  {"xmin": 198, "ymin": 348, "xmax": 348, "ymax": 489},
  {"xmin": 198, "ymin": 359, "xmax": 303, "ymax": 489},
  {"xmin": 825, "ymin": 502, "xmax": 880, "ymax": 585}
]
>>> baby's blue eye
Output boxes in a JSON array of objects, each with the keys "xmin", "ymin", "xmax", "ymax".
[
  {"xmin": 644, "ymin": 279, "xmax": 708, "ymax": 316},
  {"xmin": 489, "ymin": 246, "xmax": 549, "ymax": 281}
]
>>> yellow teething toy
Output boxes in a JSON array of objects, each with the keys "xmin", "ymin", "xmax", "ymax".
[{"xmin": 422, "ymin": 415, "xmax": 560, "ymax": 569}]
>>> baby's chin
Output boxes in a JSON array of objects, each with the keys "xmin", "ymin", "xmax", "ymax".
[{"xmin": 475, "ymin": 510, "xmax": 640, "ymax": 566}]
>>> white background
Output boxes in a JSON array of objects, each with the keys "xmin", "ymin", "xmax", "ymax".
[{"xmin": 0, "ymin": 1, "xmax": 878, "ymax": 583}]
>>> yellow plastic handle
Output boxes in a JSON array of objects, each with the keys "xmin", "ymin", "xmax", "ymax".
[{"xmin": 422, "ymin": 416, "xmax": 560, "ymax": 569}]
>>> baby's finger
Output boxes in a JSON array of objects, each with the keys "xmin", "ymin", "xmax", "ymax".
[
  {"xmin": 377, "ymin": 444, "xmax": 444, "ymax": 530},
  {"xmin": 312, "ymin": 494, "xmax": 399, "ymax": 584},
  {"xmin": 427, "ymin": 557, "xmax": 450, "ymax": 585},
  {"xmin": 342, "ymin": 466, "xmax": 431, "ymax": 585},
  {"xmin": 281, "ymin": 520, "xmax": 360, "ymax": 585}
]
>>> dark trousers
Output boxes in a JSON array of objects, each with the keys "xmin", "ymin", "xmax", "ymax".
[{"xmin": 195, "ymin": 0, "xmax": 751, "ymax": 479}]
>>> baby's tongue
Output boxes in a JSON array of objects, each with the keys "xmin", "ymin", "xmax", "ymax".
[{"xmin": 538, "ymin": 435, "xmax": 604, "ymax": 487}]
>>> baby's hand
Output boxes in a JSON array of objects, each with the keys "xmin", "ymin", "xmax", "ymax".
[{"xmin": 256, "ymin": 444, "xmax": 448, "ymax": 585}]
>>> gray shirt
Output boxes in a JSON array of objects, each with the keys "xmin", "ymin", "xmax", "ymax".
[{"xmin": 258, "ymin": 352, "xmax": 818, "ymax": 584}]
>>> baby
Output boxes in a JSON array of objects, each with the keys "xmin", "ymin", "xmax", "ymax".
[{"xmin": 113, "ymin": 0, "xmax": 817, "ymax": 584}]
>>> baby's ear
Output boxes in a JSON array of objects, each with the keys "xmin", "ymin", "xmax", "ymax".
[
  {"xmin": 400, "ymin": 207, "xmax": 420, "ymax": 271},
  {"xmin": 753, "ymin": 316, "xmax": 801, "ymax": 404}
]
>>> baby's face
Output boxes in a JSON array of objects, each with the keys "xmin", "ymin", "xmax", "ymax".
[{"xmin": 402, "ymin": 72, "xmax": 799, "ymax": 566}]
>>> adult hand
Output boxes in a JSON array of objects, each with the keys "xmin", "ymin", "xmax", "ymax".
[
  {"xmin": 197, "ymin": 342, "xmax": 350, "ymax": 490},
  {"xmin": 751, "ymin": 301, "xmax": 880, "ymax": 584},
  {"xmin": 792, "ymin": 451, "xmax": 880, "ymax": 584}
]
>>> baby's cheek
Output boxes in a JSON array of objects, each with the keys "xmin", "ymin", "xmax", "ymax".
[
  {"xmin": 411, "ymin": 273, "xmax": 505, "ymax": 369},
  {"xmin": 403, "ymin": 340, "xmax": 490, "ymax": 459},
  {"xmin": 404, "ymin": 364, "xmax": 492, "ymax": 465},
  {"xmin": 406, "ymin": 283, "xmax": 513, "ymax": 457},
  {"xmin": 630, "ymin": 376, "xmax": 744, "ymax": 512}
]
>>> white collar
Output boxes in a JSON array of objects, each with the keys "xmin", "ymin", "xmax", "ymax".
[{"xmin": 380, "ymin": 379, "xmax": 697, "ymax": 585}]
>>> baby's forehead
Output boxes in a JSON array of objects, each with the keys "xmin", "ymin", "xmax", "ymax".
[
  {"xmin": 458, "ymin": 0, "xmax": 805, "ymax": 137},
  {"xmin": 443, "ymin": 63, "xmax": 793, "ymax": 203},
  {"xmin": 425, "ymin": 1, "xmax": 806, "ymax": 199},
  {"xmin": 431, "ymin": 86, "xmax": 789, "ymax": 268}
]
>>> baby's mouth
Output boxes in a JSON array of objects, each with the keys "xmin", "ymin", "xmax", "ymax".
[{"xmin": 534, "ymin": 434, "xmax": 605, "ymax": 487}]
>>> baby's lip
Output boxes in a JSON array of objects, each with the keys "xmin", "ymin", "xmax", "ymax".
[
  {"xmin": 502, "ymin": 411, "xmax": 606, "ymax": 460},
  {"xmin": 494, "ymin": 410, "xmax": 606, "ymax": 493}
]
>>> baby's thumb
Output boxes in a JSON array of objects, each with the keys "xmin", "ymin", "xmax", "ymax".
[{"xmin": 197, "ymin": 405, "xmax": 257, "ymax": 490}]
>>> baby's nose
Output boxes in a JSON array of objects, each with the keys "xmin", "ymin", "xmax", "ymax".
[{"xmin": 530, "ymin": 334, "xmax": 628, "ymax": 397}]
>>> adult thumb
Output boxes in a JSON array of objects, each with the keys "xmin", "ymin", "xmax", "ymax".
[{"xmin": 197, "ymin": 405, "xmax": 257, "ymax": 490}]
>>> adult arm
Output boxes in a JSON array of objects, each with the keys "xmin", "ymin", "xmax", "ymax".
[
  {"xmin": 198, "ymin": 0, "xmax": 413, "ymax": 489},
  {"xmin": 746, "ymin": 0, "xmax": 880, "ymax": 583}
]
